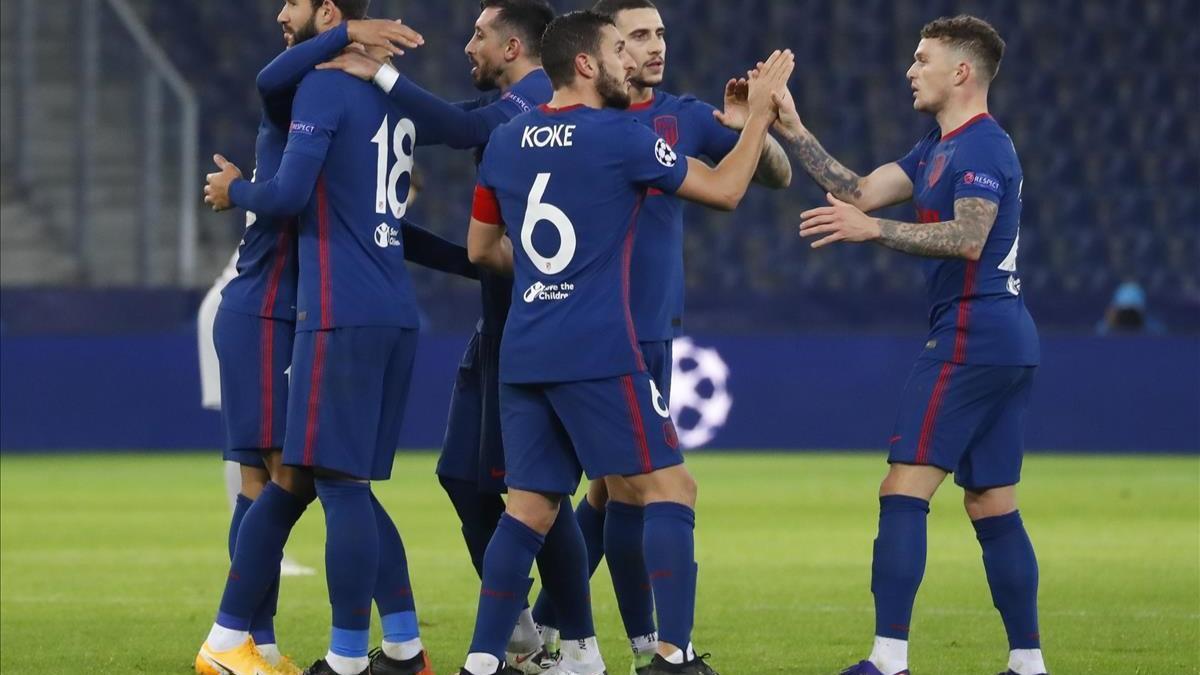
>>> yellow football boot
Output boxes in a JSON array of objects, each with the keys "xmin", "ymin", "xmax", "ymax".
[
  {"xmin": 195, "ymin": 637, "xmax": 281, "ymax": 675},
  {"xmin": 272, "ymin": 654, "xmax": 304, "ymax": 675}
]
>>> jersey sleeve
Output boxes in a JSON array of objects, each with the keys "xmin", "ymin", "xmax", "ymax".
[
  {"xmin": 284, "ymin": 72, "xmax": 344, "ymax": 162},
  {"xmin": 622, "ymin": 121, "xmax": 689, "ymax": 194},
  {"xmin": 951, "ymin": 137, "xmax": 1009, "ymax": 204},
  {"xmin": 895, "ymin": 138, "xmax": 926, "ymax": 183},
  {"xmin": 389, "ymin": 76, "xmax": 522, "ymax": 149},
  {"xmin": 255, "ymin": 22, "xmax": 349, "ymax": 100},
  {"xmin": 688, "ymin": 98, "xmax": 739, "ymax": 162},
  {"xmin": 471, "ymin": 139, "xmax": 503, "ymax": 226}
]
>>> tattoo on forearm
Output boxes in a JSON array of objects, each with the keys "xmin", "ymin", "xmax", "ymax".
[
  {"xmin": 784, "ymin": 131, "xmax": 863, "ymax": 201},
  {"xmin": 754, "ymin": 136, "xmax": 793, "ymax": 189},
  {"xmin": 877, "ymin": 197, "xmax": 998, "ymax": 259}
]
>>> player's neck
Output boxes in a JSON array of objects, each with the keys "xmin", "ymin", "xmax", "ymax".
[
  {"xmin": 498, "ymin": 60, "xmax": 540, "ymax": 92},
  {"xmin": 629, "ymin": 84, "xmax": 654, "ymax": 106},
  {"xmin": 935, "ymin": 95, "xmax": 989, "ymax": 137},
  {"xmin": 547, "ymin": 83, "xmax": 604, "ymax": 111}
]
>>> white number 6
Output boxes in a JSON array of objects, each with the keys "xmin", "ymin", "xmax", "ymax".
[{"xmin": 520, "ymin": 173, "xmax": 576, "ymax": 275}]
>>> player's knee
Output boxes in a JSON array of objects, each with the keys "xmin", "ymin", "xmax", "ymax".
[
  {"xmin": 505, "ymin": 489, "xmax": 562, "ymax": 535},
  {"xmin": 586, "ymin": 478, "xmax": 610, "ymax": 509},
  {"xmin": 633, "ymin": 465, "xmax": 697, "ymax": 507},
  {"xmin": 879, "ymin": 463, "xmax": 945, "ymax": 500},
  {"xmin": 272, "ymin": 466, "xmax": 316, "ymax": 504},
  {"xmin": 963, "ymin": 485, "xmax": 1017, "ymax": 521},
  {"xmin": 239, "ymin": 465, "xmax": 269, "ymax": 499}
]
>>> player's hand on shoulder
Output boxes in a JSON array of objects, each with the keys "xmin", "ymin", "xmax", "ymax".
[
  {"xmin": 346, "ymin": 18, "xmax": 424, "ymax": 57},
  {"xmin": 747, "ymin": 49, "xmax": 794, "ymax": 120},
  {"xmin": 798, "ymin": 192, "xmax": 880, "ymax": 249},
  {"xmin": 713, "ymin": 77, "xmax": 750, "ymax": 131},
  {"xmin": 204, "ymin": 154, "xmax": 242, "ymax": 212},
  {"xmin": 317, "ymin": 48, "xmax": 387, "ymax": 82}
]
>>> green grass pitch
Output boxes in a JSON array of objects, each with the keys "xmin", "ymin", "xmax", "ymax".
[{"xmin": 1, "ymin": 452, "xmax": 1197, "ymax": 674}]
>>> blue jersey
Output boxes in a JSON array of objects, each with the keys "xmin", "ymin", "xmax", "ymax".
[
  {"xmin": 897, "ymin": 113, "xmax": 1039, "ymax": 366},
  {"xmin": 219, "ymin": 110, "xmax": 299, "ymax": 320},
  {"xmin": 626, "ymin": 92, "xmax": 738, "ymax": 340},
  {"xmin": 474, "ymin": 105, "xmax": 690, "ymax": 383},
  {"xmin": 443, "ymin": 71, "xmax": 554, "ymax": 336},
  {"xmin": 286, "ymin": 70, "xmax": 420, "ymax": 331}
]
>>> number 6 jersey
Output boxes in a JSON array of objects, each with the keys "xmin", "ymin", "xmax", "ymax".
[
  {"xmin": 472, "ymin": 104, "xmax": 689, "ymax": 384},
  {"xmin": 282, "ymin": 69, "xmax": 420, "ymax": 332},
  {"xmin": 897, "ymin": 113, "xmax": 1039, "ymax": 366}
]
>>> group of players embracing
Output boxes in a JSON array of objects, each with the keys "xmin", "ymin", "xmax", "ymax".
[{"xmin": 196, "ymin": 1, "xmax": 1047, "ymax": 675}]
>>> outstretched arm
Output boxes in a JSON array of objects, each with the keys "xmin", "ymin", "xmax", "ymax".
[
  {"xmin": 318, "ymin": 53, "xmax": 525, "ymax": 149},
  {"xmin": 256, "ymin": 20, "xmax": 423, "ymax": 98},
  {"xmin": 799, "ymin": 193, "xmax": 998, "ymax": 260},
  {"xmin": 711, "ymin": 77, "xmax": 792, "ymax": 189}
]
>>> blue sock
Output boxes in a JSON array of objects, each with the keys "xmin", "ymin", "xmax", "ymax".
[
  {"xmin": 642, "ymin": 502, "xmax": 696, "ymax": 650},
  {"xmin": 974, "ymin": 510, "xmax": 1041, "ymax": 649},
  {"xmin": 440, "ymin": 476, "xmax": 506, "ymax": 579},
  {"xmin": 228, "ymin": 493, "xmax": 253, "ymax": 560},
  {"xmin": 316, "ymin": 479, "xmax": 378, "ymax": 659},
  {"xmin": 533, "ymin": 502, "xmax": 595, "ymax": 641},
  {"xmin": 217, "ymin": 483, "xmax": 307, "ymax": 631},
  {"xmin": 372, "ymin": 492, "xmax": 419, "ymax": 643},
  {"xmin": 871, "ymin": 495, "xmax": 930, "ymax": 640},
  {"xmin": 606, "ymin": 500, "xmax": 656, "ymax": 639},
  {"xmin": 532, "ymin": 497, "xmax": 605, "ymax": 629},
  {"xmin": 469, "ymin": 514, "xmax": 543, "ymax": 660}
]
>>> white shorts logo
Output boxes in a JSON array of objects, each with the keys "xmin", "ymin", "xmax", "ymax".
[
  {"xmin": 670, "ymin": 337, "xmax": 732, "ymax": 449},
  {"xmin": 654, "ymin": 138, "xmax": 678, "ymax": 168}
]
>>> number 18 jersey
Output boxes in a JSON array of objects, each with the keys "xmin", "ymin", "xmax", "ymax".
[
  {"xmin": 472, "ymin": 105, "xmax": 689, "ymax": 384},
  {"xmin": 284, "ymin": 70, "xmax": 420, "ymax": 331}
]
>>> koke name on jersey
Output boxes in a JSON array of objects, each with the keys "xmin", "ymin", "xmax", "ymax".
[{"xmin": 521, "ymin": 124, "xmax": 576, "ymax": 148}]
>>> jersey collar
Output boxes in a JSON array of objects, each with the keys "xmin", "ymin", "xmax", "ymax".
[
  {"xmin": 627, "ymin": 92, "xmax": 656, "ymax": 111},
  {"xmin": 538, "ymin": 103, "xmax": 587, "ymax": 114},
  {"xmin": 940, "ymin": 112, "xmax": 992, "ymax": 141}
]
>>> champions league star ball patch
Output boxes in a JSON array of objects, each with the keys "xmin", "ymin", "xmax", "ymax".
[
  {"xmin": 654, "ymin": 138, "xmax": 678, "ymax": 168},
  {"xmin": 670, "ymin": 337, "xmax": 732, "ymax": 449}
]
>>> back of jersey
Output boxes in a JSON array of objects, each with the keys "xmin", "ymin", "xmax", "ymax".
[
  {"xmin": 287, "ymin": 69, "xmax": 420, "ymax": 331},
  {"xmin": 477, "ymin": 105, "xmax": 688, "ymax": 384}
]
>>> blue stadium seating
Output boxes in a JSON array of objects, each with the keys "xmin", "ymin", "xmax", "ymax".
[{"xmin": 153, "ymin": 0, "xmax": 1198, "ymax": 332}]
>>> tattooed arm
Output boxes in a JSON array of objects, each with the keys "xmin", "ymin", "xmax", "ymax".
[
  {"xmin": 877, "ymin": 197, "xmax": 997, "ymax": 260},
  {"xmin": 752, "ymin": 134, "xmax": 793, "ymax": 189},
  {"xmin": 799, "ymin": 195, "xmax": 998, "ymax": 261},
  {"xmin": 777, "ymin": 128, "xmax": 913, "ymax": 212}
]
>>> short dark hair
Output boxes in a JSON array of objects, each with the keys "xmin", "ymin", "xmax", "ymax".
[
  {"xmin": 592, "ymin": 0, "xmax": 657, "ymax": 18},
  {"xmin": 540, "ymin": 10, "xmax": 615, "ymax": 89},
  {"xmin": 921, "ymin": 15, "xmax": 1005, "ymax": 82},
  {"xmin": 311, "ymin": 0, "xmax": 370, "ymax": 21},
  {"xmin": 480, "ymin": 0, "xmax": 556, "ymax": 59}
]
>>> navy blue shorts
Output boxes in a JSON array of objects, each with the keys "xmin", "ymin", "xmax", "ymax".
[
  {"xmin": 437, "ymin": 331, "xmax": 507, "ymax": 493},
  {"xmin": 213, "ymin": 308, "xmax": 294, "ymax": 468},
  {"xmin": 640, "ymin": 340, "xmax": 674, "ymax": 402},
  {"xmin": 889, "ymin": 358, "xmax": 1037, "ymax": 491},
  {"xmin": 283, "ymin": 326, "xmax": 417, "ymax": 481},
  {"xmin": 500, "ymin": 372, "xmax": 684, "ymax": 495}
]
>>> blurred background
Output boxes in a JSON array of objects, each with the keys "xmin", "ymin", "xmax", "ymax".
[{"xmin": 1, "ymin": 0, "xmax": 1197, "ymax": 454}]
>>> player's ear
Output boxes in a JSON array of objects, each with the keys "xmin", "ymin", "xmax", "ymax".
[
  {"xmin": 575, "ymin": 52, "xmax": 596, "ymax": 81},
  {"xmin": 503, "ymin": 36, "xmax": 523, "ymax": 63},
  {"xmin": 954, "ymin": 60, "xmax": 971, "ymax": 86}
]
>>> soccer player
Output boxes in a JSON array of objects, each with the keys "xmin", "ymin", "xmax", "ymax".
[
  {"xmin": 318, "ymin": 3, "xmax": 570, "ymax": 671},
  {"xmin": 774, "ymin": 15, "xmax": 1047, "ymax": 675},
  {"xmin": 462, "ymin": 11, "xmax": 792, "ymax": 675},
  {"xmin": 527, "ymin": 2, "xmax": 793, "ymax": 671},
  {"xmin": 198, "ymin": 1, "xmax": 440, "ymax": 674}
]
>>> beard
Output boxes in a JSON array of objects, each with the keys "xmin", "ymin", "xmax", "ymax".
[
  {"xmin": 289, "ymin": 14, "xmax": 319, "ymax": 46},
  {"xmin": 471, "ymin": 59, "xmax": 504, "ymax": 92},
  {"xmin": 597, "ymin": 62, "xmax": 631, "ymax": 109}
]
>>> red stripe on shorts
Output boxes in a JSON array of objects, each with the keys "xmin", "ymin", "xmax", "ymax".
[
  {"xmin": 621, "ymin": 375, "xmax": 653, "ymax": 474},
  {"xmin": 302, "ymin": 331, "xmax": 329, "ymax": 466},
  {"xmin": 916, "ymin": 361, "xmax": 956, "ymax": 465}
]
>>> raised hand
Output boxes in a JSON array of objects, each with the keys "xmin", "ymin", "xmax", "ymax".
[
  {"xmin": 798, "ymin": 192, "xmax": 880, "ymax": 248},
  {"xmin": 712, "ymin": 77, "xmax": 751, "ymax": 131},
  {"xmin": 747, "ymin": 49, "xmax": 794, "ymax": 120},
  {"xmin": 204, "ymin": 154, "xmax": 243, "ymax": 212},
  {"xmin": 750, "ymin": 58, "xmax": 803, "ymax": 137},
  {"xmin": 346, "ymin": 18, "xmax": 424, "ymax": 57}
]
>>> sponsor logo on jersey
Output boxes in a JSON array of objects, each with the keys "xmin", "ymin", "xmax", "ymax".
[
  {"xmin": 289, "ymin": 121, "xmax": 317, "ymax": 135},
  {"xmin": 521, "ymin": 124, "xmax": 575, "ymax": 148},
  {"xmin": 523, "ymin": 280, "xmax": 573, "ymax": 303},
  {"xmin": 374, "ymin": 223, "xmax": 401, "ymax": 248},
  {"xmin": 654, "ymin": 138, "xmax": 678, "ymax": 167},
  {"xmin": 962, "ymin": 170, "xmax": 1002, "ymax": 193}
]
